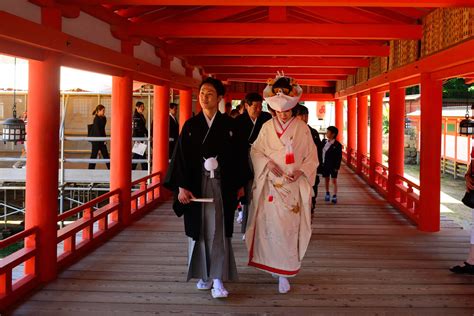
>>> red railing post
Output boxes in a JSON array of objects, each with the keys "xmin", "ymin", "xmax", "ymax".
[
  {"xmin": 418, "ymin": 73, "xmax": 442, "ymax": 232},
  {"xmin": 387, "ymin": 83, "xmax": 405, "ymax": 204},
  {"xmin": 83, "ymin": 207, "xmax": 93, "ymax": 240},
  {"xmin": 139, "ymin": 182, "xmax": 146, "ymax": 206}
]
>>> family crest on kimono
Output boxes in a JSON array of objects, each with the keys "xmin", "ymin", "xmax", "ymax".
[
  {"xmin": 164, "ymin": 77, "xmax": 248, "ymax": 299},
  {"xmin": 245, "ymin": 74, "xmax": 319, "ymax": 294}
]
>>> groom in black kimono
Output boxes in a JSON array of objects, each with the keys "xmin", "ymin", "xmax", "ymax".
[{"xmin": 164, "ymin": 77, "xmax": 248, "ymax": 299}]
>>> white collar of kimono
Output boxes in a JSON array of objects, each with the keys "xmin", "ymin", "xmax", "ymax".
[
  {"xmin": 204, "ymin": 111, "xmax": 217, "ymax": 128},
  {"xmin": 277, "ymin": 116, "xmax": 294, "ymax": 130}
]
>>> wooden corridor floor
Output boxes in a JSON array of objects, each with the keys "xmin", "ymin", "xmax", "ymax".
[{"xmin": 11, "ymin": 167, "xmax": 474, "ymax": 315}]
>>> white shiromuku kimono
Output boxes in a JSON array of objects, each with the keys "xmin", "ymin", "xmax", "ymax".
[{"xmin": 246, "ymin": 117, "xmax": 318, "ymax": 277}]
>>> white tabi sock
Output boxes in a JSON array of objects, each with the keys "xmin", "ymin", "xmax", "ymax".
[{"xmin": 278, "ymin": 277, "xmax": 291, "ymax": 294}]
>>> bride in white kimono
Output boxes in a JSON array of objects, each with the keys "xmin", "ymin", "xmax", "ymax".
[{"xmin": 246, "ymin": 74, "xmax": 318, "ymax": 294}]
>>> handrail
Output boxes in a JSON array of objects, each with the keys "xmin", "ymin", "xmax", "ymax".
[
  {"xmin": 131, "ymin": 171, "xmax": 161, "ymax": 186},
  {"xmin": 0, "ymin": 227, "xmax": 39, "ymax": 309},
  {"xmin": 57, "ymin": 189, "xmax": 119, "ymax": 221},
  {"xmin": 360, "ymin": 153, "xmax": 370, "ymax": 179},
  {"xmin": 131, "ymin": 172, "xmax": 162, "ymax": 219},
  {"xmin": 393, "ymin": 175, "xmax": 420, "ymax": 223},
  {"xmin": 56, "ymin": 190, "xmax": 121, "ymax": 269},
  {"xmin": 64, "ymin": 136, "xmax": 148, "ymax": 142},
  {"xmin": 396, "ymin": 175, "xmax": 420, "ymax": 191},
  {"xmin": 373, "ymin": 162, "xmax": 389, "ymax": 196},
  {"xmin": 0, "ymin": 227, "xmax": 37, "ymax": 249}
]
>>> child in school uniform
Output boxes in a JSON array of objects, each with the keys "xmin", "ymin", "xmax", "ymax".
[{"xmin": 320, "ymin": 126, "xmax": 343, "ymax": 204}]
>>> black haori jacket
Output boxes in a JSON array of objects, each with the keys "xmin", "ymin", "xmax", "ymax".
[{"xmin": 164, "ymin": 111, "xmax": 250, "ymax": 240}]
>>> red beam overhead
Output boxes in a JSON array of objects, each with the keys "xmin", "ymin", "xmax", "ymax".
[
  {"xmin": 169, "ymin": 44, "xmax": 389, "ymax": 57},
  {"xmin": 175, "ymin": 7, "xmax": 256, "ymax": 22},
  {"xmin": 220, "ymin": 74, "xmax": 347, "ymax": 81},
  {"xmin": 0, "ymin": 11, "xmax": 198, "ymax": 89},
  {"xmin": 335, "ymin": 38, "xmax": 474, "ymax": 98},
  {"xmin": 227, "ymin": 79, "xmax": 335, "ymax": 88},
  {"xmin": 205, "ymin": 66, "xmax": 357, "ymax": 75},
  {"xmin": 62, "ymin": 0, "xmax": 474, "ymax": 7},
  {"xmin": 188, "ymin": 57, "xmax": 369, "ymax": 68},
  {"xmin": 119, "ymin": 22, "xmax": 422, "ymax": 40}
]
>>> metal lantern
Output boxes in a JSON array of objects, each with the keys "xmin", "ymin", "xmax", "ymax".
[
  {"xmin": 459, "ymin": 97, "xmax": 474, "ymax": 136},
  {"xmin": 2, "ymin": 58, "xmax": 26, "ymax": 144},
  {"xmin": 2, "ymin": 115, "xmax": 26, "ymax": 144},
  {"xmin": 459, "ymin": 113, "xmax": 474, "ymax": 136}
]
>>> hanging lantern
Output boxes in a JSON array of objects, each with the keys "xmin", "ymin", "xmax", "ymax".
[
  {"xmin": 459, "ymin": 111, "xmax": 474, "ymax": 136},
  {"xmin": 2, "ymin": 58, "xmax": 26, "ymax": 144},
  {"xmin": 2, "ymin": 116, "xmax": 26, "ymax": 144}
]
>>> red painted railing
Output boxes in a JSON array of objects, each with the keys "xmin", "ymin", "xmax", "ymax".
[
  {"xmin": 57, "ymin": 190, "xmax": 121, "ymax": 269},
  {"xmin": 342, "ymin": 146, "xmax": 348, "ymax": 163},
  {"xmin": 0, "ymin": 227, "xmax": 39, "ymax": 308},
  {"xmin": 373, "ymin": 162, "xmax": 389, "ymax": 196},
  {"xmin": 349, "ymin": 149, "xmax": 358, "ymax": 170},
  {"xmin": 0, "ymin": 173, "xmax": 162, "ymax": 312},
  {"xmin": 131, "ymin": 172, "xmax": 161, "ymax": 219},
  {"xmin": 393, "ymin": 175, "xmax": 420, "ymax": 223},
  {"xmin": 360, "ymin": 154, "xmax": 370, "ymax": 181}
]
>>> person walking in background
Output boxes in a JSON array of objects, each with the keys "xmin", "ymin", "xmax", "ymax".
[
  {"xmin": 230, "ymin": 109, "xmax": 240, "ymax": 118},
  {"xmin": 169, "ymin": 102, "xmax": 179, "ymax": 159},
  {"xmin": 321, "ymin": 126, "xmax": 342, "ymax": 204},
  {"xmin": 295, "ymin": 104, "xmax": 323, "ymax": 212},
  {"xmin": 234, "ymin": 92, "xmax": 272, "ymax": 233},
  {"xmin": 132, "ymin": 101, "xmax": 148, "ymax": 170},
  {"xmin": 224, "ymin": 102, "xmax": 232, "ymax": 116},
  {"xmin": 88, "ymin": 104, "xmax": 110, "ymax": 170}
]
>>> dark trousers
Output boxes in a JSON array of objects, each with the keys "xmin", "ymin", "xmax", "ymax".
[
  {"xmin": 312, "ymin": 175, "xmax": 320, "ymax": 212},
  {"xmin": 132, "ymin": 153, "xmax": 148, "ymax": 170},
  {"xmin": 89, "ymin": 142, "xmax": 110, "ymax": 169}
]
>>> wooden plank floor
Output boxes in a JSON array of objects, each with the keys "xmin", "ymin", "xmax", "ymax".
[{"xmin": 12, "ymin": 166, "xmax": 474, "ymax": 315}]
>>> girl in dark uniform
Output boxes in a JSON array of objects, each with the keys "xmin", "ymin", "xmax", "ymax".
[{"xmin": 88, "ymin": 104, "xmax": 110, "ymax": 170}]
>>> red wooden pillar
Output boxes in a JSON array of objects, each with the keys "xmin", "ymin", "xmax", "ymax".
[
  {"xmin": 335, "ymin": 99, "xmax": 344, "ymax": 144},
  {"xmin": 110, "ymin": 74, "xmax": 133, "ymax": 225},
  {"xmin": 24, "ymin": 7, "xmax": 61, "ymax": 283},
  {"xmin": 347, "ymin": 95, "xmax": 357, "ymax": 167},
  {"xmin": 387, "ymin": 83, "xmax": 405, "ymax": 202},
  {"xmin": 110, "ymin": 41, "xmax": 134, "ymax": 225},
  {"xmin": 357, "ymin": 94, "xmax": 368, "ymax": 174},
  {"xmin": 153, "ymin": 83, "xmax": 170, "ymax": 195},
  {"xmin": 179, "ymin": 89, "xmax": 192, "ymax": 131},
  {"xmin": 419, "ymin": 74, "xmax": 442, "ymax": 232},
  {"xmin": 369, "ymin": 90, "xmax": 384, "ymax": 185}
]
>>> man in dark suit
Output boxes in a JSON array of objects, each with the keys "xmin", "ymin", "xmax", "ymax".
[
  {"xmin": 321, "ymin": 126, "xmax": 343, "ymax": 204},
  {"xmin": 295, "ymin": 104, "xmax": 323, "ymax": 212},
  {"xmin": 234, "ymin": 92, "xmax": 272, "ymax": 232},
  {"xmin": 169, "ymin": 102, "xmax": 179, "ymax": 159}
]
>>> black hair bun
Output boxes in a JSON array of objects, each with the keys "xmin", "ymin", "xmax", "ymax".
[{"xmin": 272, "ymin": 77, "xmax": 292, "ymax": 95}]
